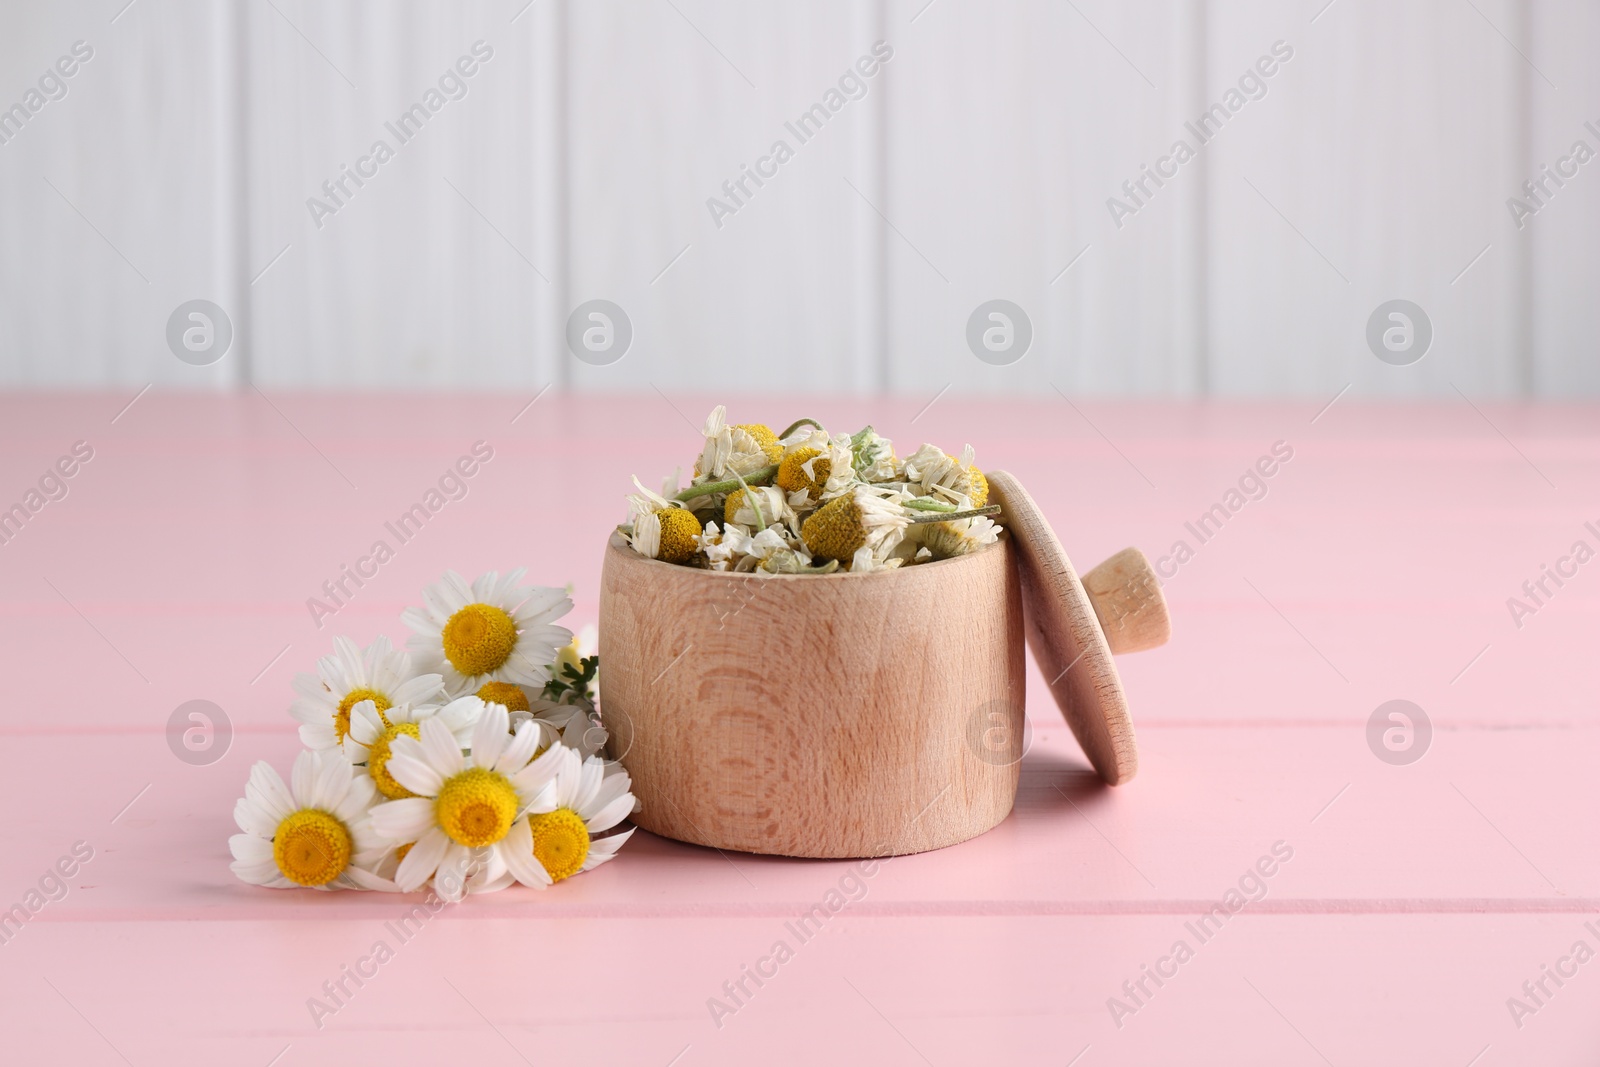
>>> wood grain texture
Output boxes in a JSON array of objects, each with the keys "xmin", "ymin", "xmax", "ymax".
[
  {"xmin": 598, "ymin": 531, "xmax": 1024, "ymax": 858},
  {"xmin": 1081, "ymin": 545, "xmax": 1171, "ymax": 654},
  {"xmin": 986, "ymin": 469, "xmax": 1142, "ymax": 786}
]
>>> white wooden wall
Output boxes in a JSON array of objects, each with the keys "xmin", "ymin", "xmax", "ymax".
[{"xmin": 0, "ymin": 0, "xmax": 1593, "ymax": 395}]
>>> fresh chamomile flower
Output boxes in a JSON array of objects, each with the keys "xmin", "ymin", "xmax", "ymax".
[
  {"xmin": 800, "ymin": 486, "xmax": 911, "ymax": 565},
  {"xmin": 403, "ymin": 569, "xmax": 573, "ymax": 697},
  {"xmin": 513, "ymin": 698, "xmax": 606, "ymax": 760},
  {"xmin": 527, "ymin": 750, "xmax": 638, "ymax": 882},
  {"xmin": 916, "ymin": 514, "xmax": 1001, "ymax": 560},
  {"xmin": 370, "ymin": 702, "xmax": 568, "ymax": 900},
  {"xmin": 289, "ymin": 635, "xmax": 445, "ymax": 749},
  {"xmin": 229, "ymin": 749, "xmax": 391, "ymax": 891},
  {"xmin": 476, "ymin": 747, "xmax": 637, "ymax": 888},
  {"xmin": 342, "ymin": 697, "xmax": 484, "ymax": 800}
]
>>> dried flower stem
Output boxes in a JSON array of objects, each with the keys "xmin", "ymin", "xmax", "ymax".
[
  {"xmin": 778, "ymin": 418, "xmax": 824, "ymax": 439},
  {"xmin": 674, "ymin": 465, "xmax": 779, "ymax": 501},
  {"xmin": 907, "ymin": 505, "xmax": 1001, "ymax": 525}
]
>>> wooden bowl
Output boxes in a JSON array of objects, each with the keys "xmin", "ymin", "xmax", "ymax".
[{"xmin": 598, "ymin": 531, "xmax": 1025, "ymax": 858}]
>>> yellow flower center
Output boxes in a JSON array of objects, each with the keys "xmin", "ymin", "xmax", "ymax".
[
  {"xmin": 435, "ymin": 767, "xmax": 519, "ymax": 847},
  {"xmin": 776, "ymin": 447, "xmax": 830, "ymax": 499},
  {"xmin": 528, "ymin": 808, "xmax": 590, "ymax": 882},
  {"xmin": 734, "ymin": 423, "xmax": 784, "ymax": 465},
  {"xmin": 335, "ymin": 688, "xmax": 392, "ymax": 744},
  {"xmin": 273, "ymin": 809, "xmax": 352, "ymax": 886},
  {"xmin": 966, "ymin": 467, "xmax": 989, "ymax": 507},
  {"xmin": 655, "ymin": 507, "xmax": 703, "ymax": 564},
  {"xmin": 476, "ymin": 681, "xmax": 529, "ymax": 713},
  {"xmin": 394, "ymin": 842, "xmax": 413, "ymax": 865},
  {"xmin": 800, "ymin": 495, "xmax": 866, "ymax": 561},
  {"xmin": 441, "ymin": 603, "xmax": 518, "ymax": 677},
  {"xmin": 368, "ymin": 722, "xmax": 422, "ymax": 799}
]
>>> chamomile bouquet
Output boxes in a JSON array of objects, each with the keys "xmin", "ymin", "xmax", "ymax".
[{"xmin": 228, "ymin": 570, "xmax": 636, "ymax": 900}]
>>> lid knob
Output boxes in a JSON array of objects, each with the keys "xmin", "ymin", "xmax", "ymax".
[{"xmin": 1081, "ymin": 548, "xmax": 1171, "ymax": 655}]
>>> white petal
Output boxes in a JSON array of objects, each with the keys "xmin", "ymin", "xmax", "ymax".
[
  {"xmin": 588, "ymin": 828, "xmax": 634, "ymax": 857},
  {"xmin": 244, "ymin": 761, "xmax": 294, "ymax": 824},
  {"xmin": 332, "ymin": 635, "xmax": 365, "ymax": 687},
  {"xmin": 587, "ymin": 793, "xmax": 637, "ymax": 834},
  {"xmin": 290, "ymin": 748, "xmax": 321, "ymax": 809},
  {"xmin": 370, "ymin": 797, "xmax": 435, "ymax": 842},
  {"xmin": 292, "ymin": 672, "xmax": 332, "ymax": 700},
  {"xmin": 512, "ymin": 742, "xmax": 570, "ymax": 800},
  {"xmin": 231, "ymin": 858, "xmax": 284, "ymax": 886},
  {"xmin": 441, "ymin": 571, "xmax": 475, "ymax": 611},
  {"xmin": 567, "ymin": 756, "xmax": 606, "ymax": 814},
  {"xmin": 585, "ymin": 770, "xmax": 634, "ymax": 822},
  {"xmin": 392, "ymin": 674, "xmax": 445, "ymax": 705},
  {"xmin": 384, "ymin": 752, "xmax": 444, "ymax": 798},
  {"xmin": 493, "ymin": 720, "xmax": 541, "ymax": 776},
  {"xmin": 349, "ymin": 702, "xmax": 385, "ymax": 745},
  {"xmin": 520, "ymin": 780, "xmax": 558, "ymax": 816},
  {"xmin": 499, "ymin": 819, "xmax": 551, "ymax": 889},
  {"xmin": 419, "ymin": 715, "xmax": 467, "ymax": 778},
  {"xmin": 233, "ymin": 796, "xmax": 277, "ymax": 838},
  {"xmin": 401, "ymin": 606, "xmax": 437, "ymax": 636},
  {"xmin": 312, "ymin": 750, "xmax": 351, "ymax": 811},
  {"xmin": 335, "ymin": 774, "xmax": 376, "ymax": 823},
  {"xmin": 341, "ymin": 866, "xmax": 397, "ymax": 892},
  {"xmin": 229, "ymin": 833, "xmax": 273, "ymax": 863},
  {"xmin": 288, "ymin": 696, "xmax": 333, "ymax": 726},
  {"xmin": 471, "ymin": 704, "xmax": 510, "ymax": 771},
  {"xmin": 298, "ymin": 722, "xmax": 338, "ymax": 751},
  {"xmin": 433, "ymin": 842, "xmax": 472, "ymax": 902},
  {"xmin": 396, "ymin": 827, "xmax": 449, "ymax": 891}
]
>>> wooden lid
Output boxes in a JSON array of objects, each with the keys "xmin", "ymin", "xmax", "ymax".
[{"xmin": 985, "ymin": 470, "xmax": 1170, "ymax": 785}]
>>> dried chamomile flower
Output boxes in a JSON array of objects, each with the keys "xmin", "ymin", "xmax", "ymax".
[
  {"xmin": 732, "ymin": 527, "xmax": 794, "ymax": 570},
  {"xmin": 759, "ymin": 549, "xmax": 839, "ymax": 575},
  {"xmin": 736, "ymin": 423, "xmax": 785, "ymax": 466},
  {"xmin": 695, "ymin": 405, "xmax": 781, "ymax": 481},
  {"xmin": 916, "ymin": 514, "xmax": 1001, "ymax": 560},
  {"xmin": 800, "ymin": 487, "xmax": 911, "ymax": 565},
  {"xmin": 779, "ymin": 422, "xmax": 831, "ymax": 456},
  {"xmin": 852, "ymin": 427, "xmax": 899, "ymax": 482},
  {"xmin": 724, "ymin": 485, "xmax": 786, "ymax": 528},
  {"xmin": 904, "ymin": 443, "xmax": 987, "ymax": 506},
  {"xmin": 655, "ymin": 508, "xmax": 703, "ymax": 564},
  {"xmin": 624, "ymin": 407, "xmax": 1000, "ymax": 573},
  {"xmin": 624, "ymin": 476, "xmax": 702, "ymax": 564},
  {"xmin": 775, "ymin": 447, "xmax": 830, "ymax": 500}
]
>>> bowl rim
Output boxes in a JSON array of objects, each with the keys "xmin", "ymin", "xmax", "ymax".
[{"xmin": 604, "ymin": 528, "xmax": 1007, "ymax": 582}]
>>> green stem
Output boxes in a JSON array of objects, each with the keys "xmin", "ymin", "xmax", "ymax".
[
  {"xmin": 673, "ymin": 465, "xmax": 778, "ymax": 501},
  {"xmin": 902, "ymin": 498, "xmax": 959, "ymax": 513},
  {"xmin": 778, "ymin": 418, "xmax": 825, "ymax": 439},
  {"xmin": 908, "ymin": 505, "xmax": 1002, "ymax": 525},
  {"xmin": 730, "ymin": 470, "xmax": 767, "ymax": 533}
]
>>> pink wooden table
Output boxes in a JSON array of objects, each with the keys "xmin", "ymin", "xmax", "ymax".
[{"xmin": 0, "ymin": 391, "xmax": 1596, "ymax": 1065}]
